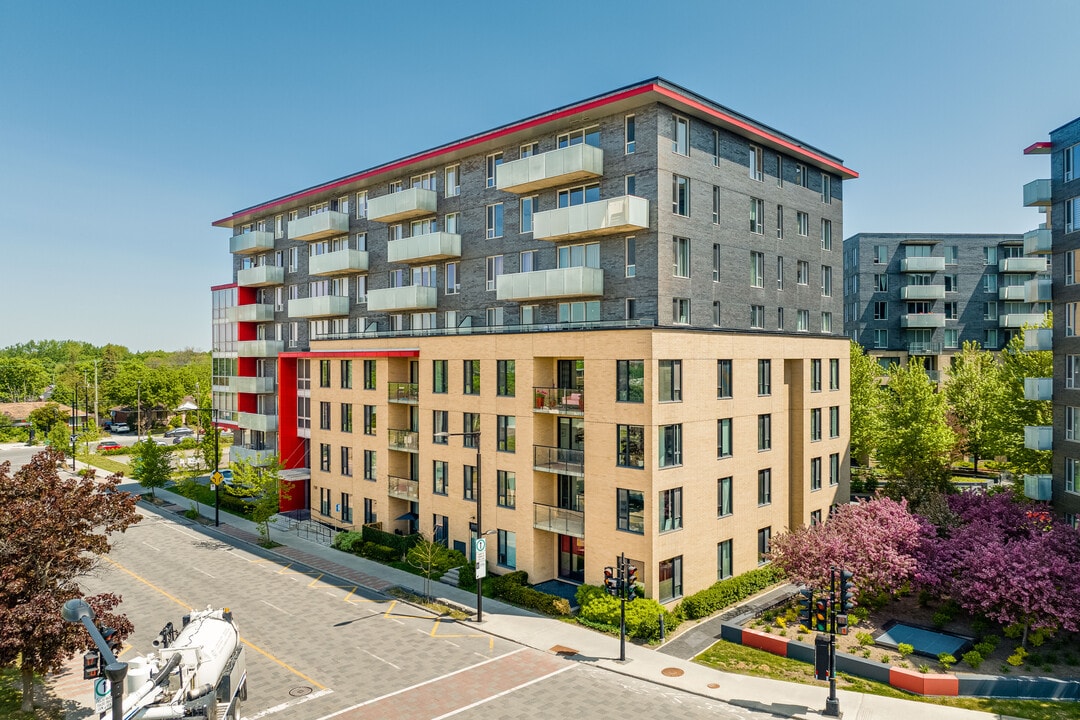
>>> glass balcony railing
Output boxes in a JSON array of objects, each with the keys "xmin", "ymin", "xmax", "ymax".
[
  {"xmin": 533, "ymin": 444, "xmax": 584, "ymax": 476},
  {"xmin": 496, "ymin": 266, "xmax": 603, "ymax": 301},
  {"xmin": 533, "ymin": 503, "xmax": 585, "ymax": 538},
  {"xmin": 388, "ymin": 475, "xmax": 420, "ymax": 501},
  {"xmin": 533, "ymin": 195, "xmax": 649, "ymax": 241},
  {"xmin": 229, "ymin": 230, "xmax": 274, "ymax": 255},
  {"xmin": 388, "ymin": 428, "xmax": 419, "ymax": 453},
  {"xmin": 388, "ymin": 382, "xmax": 419, "ymax": 403},
  {"xmin": 497, "ymin": 144, "xmax": 604, "ymax": 194},
  {"xmin": 532, "ymin": 387, "xmax": 585, "ymax": 415},
  {"xmin": 288, "ymin": 210, "xmax": 350, "ymax": 241}
]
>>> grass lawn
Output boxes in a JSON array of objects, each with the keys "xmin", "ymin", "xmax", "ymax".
[
  {"xmin": 0, "ymin": 667, "xmax": 65, "ymax": 720},
  {"xmin": 75, "ymin": 452, "xmax": 130, "ymax": 476},
  {"xmin": 695, "ymin": 640, "xmax": 1080, "ymax": 720}
]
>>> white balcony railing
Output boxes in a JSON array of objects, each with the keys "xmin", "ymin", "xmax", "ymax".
[
  {"xmin": 367, "ymin": 188, "xmax": 437, "ymax": 223},
  {"xmin": 309, "ymin": 249, "xmax": 369, "ymax": 276},
  {"xmin": 237, "ymin": 265, "xmax": 284, "ymax": 287},
  {"xmin": 497, "ymin": 144, "xmax": 604, "ymax": 194},
  {"xmin": 1023, "ymin": 179, "xmax": 1052, "ymax": 207},
  {"xmin": 900, "ymin": 285, "xmax": 945, "ymax": 301},
  {"xmin": 1024, "ymin": 425, "xmax": 1052, "ymax": 451},
  {"xmin": 533, "ymin": 195, "xmax": 648, "ymax": 241},
  {"xmin": 1024, "ymin": 328, "xmax": 1053, "ymax": 351},
  {"xmin": 229, "ymin": 231, "xmax": 274, "ymax": 255},
  {"xmin": 1024, "ymin": 277, "xmax": 1052, "ymax": 303},
  {"xmin": 225, "ymin": 303, "xmax": 275, "ymax": 323},
  {"xmin": 1024, "ymin": 227, "xmax": 1052, "ymax": 255},
  {"xmin": 899, "ymin": 257, "xmax": 946, "ymax": 273},
  {"xmin": 288, "ymin": 295, "xmax": 350, "ymax": 319},
  {"xmin": 900, "ymin": 313, "xmax": 946, "ymax": 328},
  {"xmin": 387, "ymin": 232, "xmax": 461, "ymax": 263},
  {"xmin": 366, "ymin": 285, "xmax": 438, "ymax": 312},
  {"xmin": 288, "ymin": 211, "xmax": 350, "ymax": 241},
  {"xmin": 237, "ymin": 339, "xmax": 285, "ymax": 357},
  {"xmin": 1024, "ymin": 377, "xmax": 1053, "ymax": 401},
  {"xmin": 999, "ymin": 257, "xmax": 1047, "ymax": 273},
  {"xmin": 496, "ymin": 266, "xmax": 603, "ymax": 302},
  {"xmin": 1023, "ymin": 474, "xmax": 1053, "ymax": 501}
]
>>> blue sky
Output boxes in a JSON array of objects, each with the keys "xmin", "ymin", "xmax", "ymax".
[{"xmin": 1, "ymin": 0, "xmax": 1077, "ymax": 352}]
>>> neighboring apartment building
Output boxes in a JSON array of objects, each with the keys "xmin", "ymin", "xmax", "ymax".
[
  {"xmin": 842, "ymin": 233, "xmax": 1050, "ymax": 377},
  {"xmin": 1024, "ymin": 117, "xmax": 1080, "ymax": 524},
  {"xmin": 210, "ymin": 78, "xmax": 855, "ymax": 603}
]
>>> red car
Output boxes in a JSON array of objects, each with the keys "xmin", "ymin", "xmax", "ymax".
[{"xmin": 96, "ymin": 441, "xmax": 122, "ymax": 452}]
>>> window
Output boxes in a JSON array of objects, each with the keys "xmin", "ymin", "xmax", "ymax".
[
  {"xmin": 830, "ymin": 359, "xmax": 840, "ymax": 390},
  {"xmin": 714, "ymin": 244, "xmax": 722, "ymax": 282},
  {"xmin": 443, "ymin": 261, "xmax": 459, "ymax": 295},
  {"xmin": 1067, "ymin": 143, "xmax": 1077, "ymax": 182},
  {"xmin": 984, "ymin": 301, "xmax": 998, "ymax": 320},
  {"xmin": 560, "ymin": 300, "xmax": 600, "ymax": 323},
  {"xmin": 659, "ymin": 360, "xmax": 682, "ymax": 402},
  {"xmin": 319, "ymin": 360, "xmax": 331, "ymax": 388},
  {"xmin": 659, "ymin": 488, "xmax": 683, "ymax": 532},
  {"xmin": 492, "ymin": 360, "xmax": 515, "ymax": 397},
  {"xmin": 797, "ymin": 261, "xmax": 810, "ymax": 285},
  {"xmin": 874, "ymin": 329, "xmax": 888, "ymax": 348},
  {"xmin": 625, "ymin": 237, "xmax": 636, "ymax": 277},
  {"xmin": 943, "ymin": 274, "xmax": 958, "ymax": 293},
  {"xmin": 811, "ymin": 408, "xmax": 822, "ymax": 441},
  {"xmin": 496, "ymin": 415, "xmax": 515, "ymax": 452},
  {"xmin": 356, "ymin": 404, "xmax": 372, "ymax": 435},
  {"xmin": 339, "ymin": 403, "xmax": 353, "ymax": 433},
  {"xmin": 811, "ymin": 457, "xmax": 822, "ymax": 491},
  {"xmin": 751, "ymin": 304, "xmax": 764, "ymax": 328},
  {"xmin": 497, "ymin": 529, "xmax": 516, "ymax": 568},
  {"xmin": 821, "ymin": 219, "xmax": 832, "ymax": 250},
  {"xmin": 1068, "ymin": 251, "xmax": 1076, "ymax": 285},
  {"xmin": 1068, "ymin": 355, "xmax": 1080, "ymax": 389},
  {"xmin": 486, "ymin": 307, "xmax": 504, "ymax": 327},
  {"xmin": 672, "ymin": 175, "xmax": 691, "ymax": 216},
  {"xmin": 486, "ymin": 203, "xmax": 504, "ymax": 239},
  {"xmin": 1068, "ymin": 459, "xmax": 1079, "ymax": 494},
  {"xmin": 672, "ymin": 115, "xmax": 689, "ymax": 155},
  {"xmin": 713, "ymin": 186, "xmax": 721, "ymax": 224},
  {"xmin": 624, "ymin": 299, "xmax": 636, "ymax": 320},
  {"xmin": 718, "ymin": 540, "xmax": 733, "ymax": 580},
  {"xmin": 1068, "ymin": 407, "xmax": 1080, "ymax": 442},
  {"xmin": 558, "ymin": 126, "xmax": 600, "ymax": 148},
  {"xmin": 1068, "ymin": 197, "xmax": 1080, "ymax": 233},
  {"xmin": 617, "ymin": 360, "xmax": 644, "ymax": 402},
  {"xmin": 821, "ymin": 311, "xmax": 832, "ymax": 334},
  {"xmin": 984, "ymin": 246, "xmax": 997, "ymax": 265},
  {"xmin": 463, "ymin": 360, "xmax": 480, "ymax": 395},
  {"xmin": 874, "ymin": 273, "xmax": 887, "ymax": 292},
  {"xmin": 497, "ymin": 470, "xmax": 516, "ymax": 508},
  {"xmin": 433, "ymin": 410, "xmax": 448, "ymax": 444},
  {"xmin": 433, "ymin": 460, "xmax": 448, "ymax": 495},
  {"xmin": 758, "ymin": 527, "xmax": 772, "ymax": 564},
  {"xmin": 463, "ymin": 412, "xmax": 480, "ymax": 446},
  {"xmin": 751, "ymin": 251, "xmax": 764, "ymax": 288},
  {"xmin": 758, "ymin": 359, "xmax": 771, "ymax": 395},
  {"xmin": 353, "ymin": 190, "xmax": 367, "ymax": 219},
  {"xmin": 520, "ymin": 142, "xmax": 538, "ymax": 158},
  {"xmin": 717, "ymin": 476, "xmax": 733, "ymax": 517},
  {"xmin": 659, "ymin": 424, "xmax": 682, "ymax": 467},
  {"xmin": 440, "ymin": 164, "xmax": 460, "ymax": 197},
  {"xmin": 520, "ymin": 196, "xmax": 535, "ymax": 233},
  {"xmin": 749, "ymin": 145, "xmax": 764, "ymax": 181},
  {"xmin": 463, "ymin": 464, "xmax": 476, "ymax": 500},
  {"xmin": 319, "ymin": 487, "xmax": 331, "ymax": 516},
  {"xmin": 625, "ymin": 174, "xmax": 636, "ymax": 196},
  {"xmin": 717, "ymin": 418, "xmax": 733, "ymax": 458},
  {"xmin": 659, "ymin": 556, "xmax": 683, "ymax": 602},
  {"xmin": 673, "ymin": 237, "xmax": 691, "ymax": 277},
  {"xmin": 341, "ymin": 448, "xmax": 353, "ymax": 478},
  {"xmin": 758, "ymin": 413, "xmax": 772, "ymax": 451},
  {"xmin": 617, "ymin": 489, "xmax": 644, "ymax": 533},
  {"xmin": 758, "ymin": 468, "xmax": 772, "ymax": 505},
  {"xmin": 984, "ymin": 275, "xmax": 998, "ymax": 293},
  {"xmin": 479, "ymin": 254, "xmax": 504, "ymax": 292},
  {"xmin": 319, "ymin": 401, "xmax": 331, "ymax": 431},
  {"xmin": 776, "ymin": 204, "xmax": 784, "ymax": 239},
  {"xmin": 319, "ymin": 443, "xmax": 330, "ymax": 472},
  {"xmin": 338, "ymin": 360, "xmax": 353, "ymax": 390},
  {"xmin": 797, "ymin": 211, "xmax": 809, "ymax": 236},
  {"xmin": 624, "ymin": 114, "xmax": 635, "ymax": 153},
  {"xmin": 673, "ymin": 298, "xmax": 690, "ymax": 325},
  {"xmin": 712, "ymin": 129, "xmax": 721, "ymax": 166},
  {"xmin": 485, "ymin": 152, "xmax": 502, "ymax": 188},
  {"xmin": 557, "ymin": 182, "xmax": 599, "ymax": 207},
  {"xmin": 617, "ymin": 425, "xmax": 645, "ymax": 468},
  {"xmin": 363, "ymin": 450, "xmax": 376, "ymax": 480},
  {"xmin": 821, "ymin": 173, "xmax": 831, "ymax": 203},
  {"xmin": 362, "ymin": 360, "xmax": 375, "ymax": 390},
  {"xmin": 829, "ymin": 406, "xmax": 840, "ymax": 438},
  {"xmin": 1069, "ymin": 303, "xmax": 1078, "ymax": 337},
  {"xmin": 750, "ymin": 198, "xmax": 764, "ymax": 234},
  {"xmin": 944, "ymin": 329, "xmax": 959, "ymax": 349},
  {"xmin": 717, "ymin": 360, "xmax": 733, "ymax": 398}
]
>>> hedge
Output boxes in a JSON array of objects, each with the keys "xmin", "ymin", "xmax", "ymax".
[
  {"xmin": 575, "ymin": 585, "xmax": 679, "ymax": 640},
  {"xmin": 361, "ymin": 523, "xmax": 419, "ymax": 555},
  {"xmin": 676, "ymin": 565, "xmax": 786, "ymax": 619},
  {"xmin": 331, "ymin": 531, "xmax": 406, "ymax": 563},
  {"xmin": 459, "ymin": 569, "xmax": 570, "ymax": 616}
]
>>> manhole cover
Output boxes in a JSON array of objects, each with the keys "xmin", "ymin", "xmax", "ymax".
[
  {"xmin": 289, "ymin": 686, "xmax": 312, "ymax": 697},
  {"xmin": 707, "ymin": 683, "xmax": 720, "ymax": 689},
  {"xmin": 661, "ymin": 667, "xmax": 684, "ymax": 677}
]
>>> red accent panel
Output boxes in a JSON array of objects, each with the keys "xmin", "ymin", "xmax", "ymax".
[
  {"xmin": 237, "ymin": 286, "xmax": 257, "ymax": 304},
  {"xmin": 279, "ymin": 350, "xmax": 420, "ymax": 359},
  {"xmin": 741, "ymin": 629, "xmax": 789, "ymax": 657},
  {"xmin": 277, "ymin": 357, "xmax": 304, "ymax": 471},
  {"xmin": 237, "ymin": 323, "xmax": 256, "ymax": 342},
  {"xmin": 1024, "ymin": 141, "xmax": 1052, "ymax": 155},
  {"xmin": 211, "ymin": 282, "xmax": 238, "ymax": 292},
  {"xmin": 889, "ymin": 667, "xmax": 958, "ymax": 696},
  {"xmin": 237, "ymin": 357, "xmax": 256, "ymax": 376},
  {"xmin": 236, "ymin": 393, "xmax": 257, "ymax": 414},
  {"xmin": 279, "ymin": 478, "xmax": 306, "ymax": 513}
]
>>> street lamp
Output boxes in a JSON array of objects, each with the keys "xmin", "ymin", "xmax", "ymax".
[
  {"xmin": 61, "ymin": 598, "xmax": 126, "ymax": 720},
  {"xmin": 182, "ymin": 401, "xmax": 222, "ymax": 527}
]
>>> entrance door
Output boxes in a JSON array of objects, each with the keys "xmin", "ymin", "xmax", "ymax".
[{"xmin": 558, "ymin": 535, "xmax": 585, "ymax": 582}]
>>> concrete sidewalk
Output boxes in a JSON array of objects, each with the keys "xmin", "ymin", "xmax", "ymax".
[{"xmin": 108, "ymin": 480, "xmax": 1001, "ymax": 720}]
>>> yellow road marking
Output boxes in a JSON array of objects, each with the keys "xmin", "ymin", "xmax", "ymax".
[
  {"xmin": 429, "ymin": 618, "xmax": 494, "ymax": 649},
  {"xmin": 100, "ymin": 556, "xmax": 327, "ymax": 690}
]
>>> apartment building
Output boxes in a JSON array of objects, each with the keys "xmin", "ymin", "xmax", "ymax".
[
  {"xmin": 211, "ymin": 78, "xmax": 855, "ymax": 602},
  {"xmin": 1024, "ymin": 117, "xmax": 1080, "ymax": 523},
  {"xmin": 842, "ymin": 233, "xmax": 1050, "ymax": 378}
]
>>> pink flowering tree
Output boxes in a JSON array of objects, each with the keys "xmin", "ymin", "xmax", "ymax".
[
  {"xmin": 916, "ymin": 492, "xmax": 1080, "ymax": 647},
  {"xmin": 769, "ymin": 497, "xmax": 922, "ymax": 600}
]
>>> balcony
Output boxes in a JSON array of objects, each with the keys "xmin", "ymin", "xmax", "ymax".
[
  {"xmin": 288, "ymin": 211, "xmax": 350, "ymax": 241},
  {"xmin": 237, "ymin": 265, "xmax": 284, "ymax": 287},
  {"xmin": 497, "ymin": 144, "xmax": 604, "ymax": 194},
  {"xmin": 900, "ymin": 313, "xmax": 945, "ymax": 328},
  {"xmin": 237, "ymin": 339, "xmax": 285, "ymax": 357},
  {"xmin": 533, "ymin": 503, "xmax": 585, "ymax": 539},
  {"xmin": 230, "ymin": 445, "xmax": 277, "ymax": 465},
  {"xmin": 237, "ymin": 411, "xmax": 278, "ymax": 433},
  {"xmin": 533, "ymin": 444, "xmax": 584, "ymax": 476},
  {"xmin": 387, "ymin": 232, "xmax": 461, "ymax": 263},
  {"xmin": 532, "ymin": 387, "xmax": 585, "ymax": 415},
  {"xmin": 309, "ymin": 249, "xmax": 369, "ymax": 276},
  {"xmin": 899, "ymin": 257, "xmax": 946, "ymax": 273},
  {"xmin": 1000, "ymin": 313, "xmax": 1048, "ymax": 328},
  {"xmin": 1025, "ymin": 327, "xmax": 1053, "ymax": 351},
  {"xmin": 388, "ymin": 382, "xmax": 419, "ymax": 404},
  {"xmin": 230, "ymin": 230, "xmax": 274, "ymax": 255},
  {"xmin": 497, "ymin": 266, "xmax": 603, "ymax": 302},
  {"xmin": 906, "ymin": 341, "xmax": 943, "ymax": 355},
  {"xmin": 388, "ymin": 428, "xmax": 419, "ymax": 453},
  {"xmin": 998, "ymin": 285, "xmax": 1026, "ymax": 301},
  {"xmin": 1024, "ymin": 377, "xmax": 1053, "ymax": 401},
  {"xmin": 1024, "ymin": 228, "xmax": 1052, "ymax": 255},
  {"xmin": 388, "ymin": 475, "xmax": 420, "ymax": 502},
  {"xmin": 1023, "ymin": 179, "xmax": 1052, "ymax": 207},
  {"xmin": 226, "ymin": 303, "xmax": 274, "ymax": 323},
  {"xmin": 288, "ymin": 295, "xmax": 350, "ymax": 319},
  {"xmin": 230, "ymin": 376, "xmax": 276, "ymax": 394},
  {"xmin": 999, "ymin": 257, "xmax": 1047, "ymax": 273},
  {"xmin": 1024, "ymin": 425, "xmax": 1052, "ymax": 451},
  {"xmin": 1023, "ymin": 474, "xmax": 1053, "ymax": 502},
  {"xmin": 533, "ymin": 195, "xmax": 649, "ymax": 241},
  {"xmin": 900, "ymin": 285, "xmax": 945, "ymax": 301},
  {"xmin": 366, "ymin": 285, "xmax": 437, "ymax": 312},
  {"xmin": 1024, "ymin": 277, "xmax": 1053, "ymax": 303},
  {"xmin": 367, "ymin": 188, "xmax": 437, "ymax": 223}
]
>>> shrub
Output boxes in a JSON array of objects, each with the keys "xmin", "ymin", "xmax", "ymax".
[
  {"xmin": 980, "ymin": 634, "xmax": 1000, "ymax": 649},
  {"xmin": 577, "ymin": 585, "xmax": 679, "ymax": 640},
  {"xmin": 862, "ymin": 648, "xmax": 872, "ymax": 658},
  {"xmin": 918, "ymin": 664, "xmax": 930, "ymax": 674},
  {"xmin": 931, "ymin": 610, "xmax": 952, "ymax": 629},
  {"xmin": 973, "ymin": 641, "xmax": 995, "ymax": 657},
  {"xmin": 676, "ymin": 565, "xmax": 785, "ymax": 619},
  {"xmin": 962, "ymin": 650, "xmax": 983, "ymax": 670},
  {"xmin": 361, "ymin": 524, "xmax": 419, "ymax": 555},
  {"xmin": 1006, "ymin": 647, "xmax": 1028, "ymax": 667},
  {"xmin": 496, "ymin": 581, "xmax": 571, "ymax": 616},
  {"xmin": 361, "ymin": 543, "xmax": 400, "ymax": 562},
  {"xmin": 1003, "ymin": 623, "xmax": 1024, "ymax": 640},
  {"xmin": 880, "ymin": 654, "xmax": 891, "ymax": 664},
  {"xmin": 938, "ymin": 653, "xmax": 956, "ymax": 670},
  {"xmin": 855, "ymin": 631, "xmax": 874, "ymax": 646},
  {"xmin": 897, "ymin": 643, "xmax": 914, "ymax": 658},
  {"xmin": 332, "ymin": 531, "xmax": 365, "ymax": 554},
  {"xmin": 850, "ymin": 606, "xmax": 870, "ymax": 624}
]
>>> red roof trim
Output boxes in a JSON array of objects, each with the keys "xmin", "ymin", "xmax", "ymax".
[
  {"xmin": 278, "ymin": 349, "xmax": 420, "ymax": 359},
  {"xmin": 1024, "ymin": 141, "xmax": 1052, "ymax": 155},
  {"xmin": 210, "ymin": 282, "xmax": 238, "ymax": 291}
]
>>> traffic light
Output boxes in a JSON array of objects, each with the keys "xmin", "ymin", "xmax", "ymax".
[
  {"xmin": 625, "ymin": 565, "xmax": 638, "ymax": 598},
  {"xmin": 814, "ymin": 598, "xmax": 829, "ymax": 632},
  {"xmin": 82, "ymin": 650, "xmax": 101, "ymax": 680},
  {"xmin": 814, "ymin": 634, "xmax": 831, "ymax": 680},
  {"xmin": 836, "ymin": 613, "xmax": 849, "ymax": 636},
  {"xmin": 604, "ymin": 566, "xmax": 619, "ymax": 596},
  {"xmin": 797, "ymin": 587, "xmax": 814, "ymax": 630},
  {"xmin": 838, "ymin": 570, "xmax": 856, "ymax": 613},
  {"xmin": 100, "ymin": 626, "xmax": 122, "ymax": 656}
]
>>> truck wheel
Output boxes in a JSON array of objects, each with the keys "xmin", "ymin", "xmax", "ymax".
[{"xmin": 238, "ymin": 681, "xmax": 247, "ymax": 701}]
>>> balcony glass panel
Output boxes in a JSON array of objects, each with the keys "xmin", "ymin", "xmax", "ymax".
[
  {"xmin": 1023, "ymin": 179, "xmax": 1051, "ymax": 207},
  {"xmin": 1000, "ymin": 313, "xmax": 1048, "ymax": 328},
  {"xmin": 533, "ymin": 444, "xmax": 584, "ymax": 476},
  {"xmin": 1023, "ymin": 377, "xmax": 1053, "ymax": 401},
  {"xmin": 230, "ymin": 376, "xmax": 276, "ymax": 394},
  {"xmin": 388, "ymin": 475, "xmax": 420, "ymax": 501},
  {"xmin": 900, "ymin": 313, "xmax": 946, "ymax": 328},
  {"xmin": 288, "ymin": 295, "xmax": 350, "ymax": 319},
  {"xmin": 1023, "ymin": 474, "xmax": 1053, "ymax": 501},
  {"xmin": 237, "ymin": 340, "xmax": 285, "ymax": 357},
  {"xmin": 1024, "ymin": 278, "xmax": 1052, "ymax": 303},
  {"xmin": 367, "ymin": 188, "xmax": 438, "ymax": 223},
  {"xmin": 998, "ymin": 257, "xmax": 1047, "ymax": 273},
  {"xmin": 366, "ymin": 285, "xmax": 438, "ymax": 312},
  {"xmin": 226, "ymin": 303, "xmax": 274, "ymax": 323},
  {"xmin": 386, "ymin": 232, "xmax": 461, "ymax": 263},
  {"xmin": 900, "ymin": 285, "xmax": 945, "ymax": 301},
  {"xmin": 533, "ymin": 195, "xmax": 649, "ymax": 241},
  {"xmin": 899, "ymin": 257, "xmax": 945, "ymax": 272},
  {"xmin": 288, "ymin": 211, "xmax": 349, "ymax": 241},
  {"xmin": 237, "ymin": 412, "xmax": 278, "ymax": 433},
  {"xmin": 1024, "ymin": 328, "xmax": 1052, "ymax": 351},
  {"xmin": 387, "ymin": 382, "xmax": 419, "ymax": 403},
  {"xmin": 1024, "ymin": 425, "xmax": 1052, "ymax": 451},
  {"xmin": 497, "ymin": 143, "xmax": 604, "ymax": 194},
  {"xmin": 532, "ymin": 387, "xmax": 585, "ymax": 415},
  {"xmin": 388, "ymin": 428, "xmax": 419, "ymax": 453},
  {"xmin": 309, "ymin": 249, "xmax": 369, "ymax": 276},
  {"xmin": 230, "ymin": 231, "xmax": 274, "ymax": 255},
  {"xmin": 1024, "ymin": 228, "xmax": 1052, "ymax": 255},
  {"xmin": 533, "ymin": 503, "xmax": 585, "ymax": 538},
  {"xmin": 496, "ymin": 267, "xmax": 603, "ymax": 302},
  {"xmin": 237, "ymin": 265, "xmax": 284, "ymax": 287}
]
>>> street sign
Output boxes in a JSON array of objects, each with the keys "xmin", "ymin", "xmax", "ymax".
[
  {"xmin": 211, "ymin": 471, "xmax": 224, "ymax": 486},
  {"xmin": 474, "ymin": 538, "xmax": 487, "ymax": 579},
  {"xmin": 94, "ymin": 677, "xmax": 110, "ymax": 714}
]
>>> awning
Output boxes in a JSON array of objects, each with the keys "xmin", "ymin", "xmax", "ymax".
[{"xmin": 395, "ymin": 511, "xmax": 419, "ymax": 521}]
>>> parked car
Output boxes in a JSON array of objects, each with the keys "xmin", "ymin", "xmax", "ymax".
[
  {"xmin": 111, "ymin": 423, "xmax": 131, "ymax": 434},
  {"xmin": 152, "ymin": 438, "xmax": 169, "ymax": 446},
  {"xmin": 96, "ymin": 441, "xmax": 122, "ymax": 452},
  {"xmin": 164, "ymin": 427, "xmax": 196, "ymax": 439}
]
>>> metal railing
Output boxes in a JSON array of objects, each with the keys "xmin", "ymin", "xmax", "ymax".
[
  {"xmin": 312, "ymin": 317, "xmax": 654, "ymax": 341},
  {"xmin": 533, "ymin": 503, "xmax": 585, "ymax": 538},
  {"xmin": 532, "ymin": 386, "xmax": 585, "ymax": 414},
  {"xmin": 533, "ymin": 444, "xmax": 584, "ymax": 476},
  {"xmin": 388, "ymin": 428, "xmax": 419, "ymax": 452},
  {"xmin": 388, "ymin": 475, "xmax": 420, "ymax": 501}
]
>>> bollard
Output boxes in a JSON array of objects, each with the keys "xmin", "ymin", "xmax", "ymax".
[{"xmin": 659, "ymin": 613, "xmax": 665, "ymax": 642}]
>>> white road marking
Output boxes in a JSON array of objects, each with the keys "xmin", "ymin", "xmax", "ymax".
[
  {"xmin": 242, "ymin": 687, "xmax": 334, "ymax": 719},
  {"xmin": 429, "ymin": 664, "xmax": 574, "ymax": 719},
  {"xmin": 357, "ymin": 647, "xmax": 401, "ymax": 670},
  {"xmin": 141, "ymin": 541, "xmax": 160, "ymax": 552},
  {"xmin": 194, "ymin": 567, "xmax": 215, "ymax": 578},
  {"xmin": 260, "ymin": 600, "xmax": 293, "ymax": 615}
]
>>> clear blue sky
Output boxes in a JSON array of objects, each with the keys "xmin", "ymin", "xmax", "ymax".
[{"xmin": 2, "ymin": 0, "xmax": 1077, "ymax": 352}]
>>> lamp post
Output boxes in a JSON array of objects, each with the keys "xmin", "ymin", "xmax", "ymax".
[
  {"xmin": 61, "ymin": 598, "xmax": 126, "ymax": 720},
  {"xmin": 434, "ymin": 430, "xmax": 485, "ymax": 622},
  {"xmin": 184, "ymin": 401, "xmax": 221, "ymax": 527}
]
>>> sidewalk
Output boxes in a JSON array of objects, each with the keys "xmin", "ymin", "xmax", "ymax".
[{"xmin": 101, "ymin": 480, "xmax": 1001, "ymax": 720}]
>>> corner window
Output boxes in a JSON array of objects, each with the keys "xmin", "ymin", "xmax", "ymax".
[
  {"xmin": 659, "ymin": 424, "xmax": 682, "ymax": 468},
  {"xmin": 658, "ymin": 556, "xmax": 683, "ymax": 602},
  {"xmin": 659, "ymin": 488, "xmax": 683, "ymax": 532},
  {"xmin": 617, "ymin": 360, "xmax": 644, "ymax": 402},
  {"xmin": 616, "ymin": 488, "xmax": 644, "ymax": 533},
  {"xmin": 658, "ymin": 360, "xmax": 682, "ymax": 402}
]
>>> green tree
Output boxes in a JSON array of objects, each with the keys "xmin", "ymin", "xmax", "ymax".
[
  {"xmin": 849, "ymin": 341, "xmax": 885, "ymax": 467},
  {"xmin": 994, "ymin": 319, "xmax": 1053, "ymax": 475},
  {"xmin": 407, "ymin": 529, "xmax": 458, "ymax": 599},
  {"xmin": 228, "ymin": 457, "xmax": 290, "ymax": 545},
  {"xmin": 0, "ymin": 357, "xmax": 50, "ymax": 402},
  {"xmin": 944, "ymin": 341, "xmax": 1005, "ymax": 472},
  {"xmin": 878, "ymin": 358, "xmax": 956, "ymax": 509},
  {"xmin": 47, "ymin": 422, "xmax": 71, "ymax": 456},
  {"xmin": 28, "ymin": 402, "xmax": 67, "ymax": 435},
  {"xmin": 130, "ymin": 439, "xmax": 174, "ymax": 497}
]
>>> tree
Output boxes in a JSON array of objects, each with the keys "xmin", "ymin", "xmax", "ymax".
[
  {"xmin": 993, "ymin": 320, "xmax": 1053, "ymax": 475},
  {"xmin": 944, "ymin": 341, "xmax": 1005, "ymax": 472},
  {"xmin": 28, "ymin": 402, "xmax": 67, "ymax": 435},
  {"xmin": 130, "ymin": 439, "xmax": 174, "ymax": 497},
  {"xmin": 0, "ymin": 450, "xmax": 141, "ymax": 711},
  {"xmin": 406, "ymin": 529, "xmax": 458, "ymax": 599},
  {"xmin": 877, "ymin": 359, "xmax": 956, "ymax": 509},
  {"xmin": 0, "ymin": 357, "xmax": 50, "ymax": 402},
  {"xmin": 849, "ymin": 342, "xmax": 885, "ymax": 467},
  {"xmin": 47, "ymin": 421, "xmax": 71, "ymax": 455},
  {"xmin": 768, "ymin": 497, "xmax": 922, "ymax": 600},
  {"xmin": 228, "ymin": 457, "xmax": 290, "ymax": 545}
]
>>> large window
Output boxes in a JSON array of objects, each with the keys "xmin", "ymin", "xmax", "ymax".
[
  {"xmin": 672, "ymin": 175, "xmax": 690, "ymax": 216},
  {"xmin": 497, "ymin": 529, "xmax": 516, "ymax": 568},
  {"xmin": 758, "ymin": 413, "xmax": 772, "ymax": 451},
  {"xmin": 617, "ymin": 360, "xmax": 644, "ymax": 402},
  {"xmin": 658, "ymin": 556, "xmax": 683, "ymax": 602},
  {"xmin": 658, "ymin": 360, "xmax": 682, "ymax": 402},
  {"xmin": 486, "ymin": 203, "xmax": 504, "ymax": 239},
  {"xmin": 659, "ymin": 488, "xmax": 683, "ymax": 532},
  {"xmin": 659, "ymin": 424, "xmax": 682, "ymax": 467},
  {"xmin": 617, "ymin": 488, "xmax": 644, "ymax": 533},
  {"xmin": 433, "ymin": 360, "xmax": 448, "ymax": 394},
  {"xmin": 496, "ymin": 415, "xmax": 516, "ymax": 452},
  {"xmin": 433, "ymin": 460, "xmax": 448, "ymax": 495},
  {"xmin": 341, "ymin": 403, "xmax": 353, "ymax": 433},
  {"xmin": 750, "ymin": 198, "xmax": 764, "ymax": 234},
  {"xmin": 718, "ymin": 540, "xmax": 733, "ymax": 580},
  {"xmin": 672, "ymin": 115, "xmax": 689, "ymax": 155},
  {"xmin": 497, "ymin": 470, "xmax": 516, "ymax": 508},
  {"xmin": 497, "ymin": 360, "xmax": 515, "ymax": 397},
  {"xmin": 717, "ymin": 359, "xmax": 733, "ymax": 398},
  {"xmin": 673, "ymin": 237, "xmax": 690, "ymax": 277},
  {"xmin": 464, "ymin": 360, "xmax": 480, "ymax": 395},
  {"xmin": 758, "ymin": 359, "xmax": 771, "ymax": 395},
  {"xmin": 617, "ymin": 425, "xmax": 645, "ymax": 468},
  {"xmin": 717, "ymin": 476, "xmax": 733, "ymax": 517},
  {"xmin": 717, "ymin": 418, "xmax": 732, "ymax": 458},
  {"xmin": 751, "ymin": 251, "xmax": 764, "ymax": 288},
  {"xmin": 758, "ymin": 468, "xmax": 772, "ymax": 506}
]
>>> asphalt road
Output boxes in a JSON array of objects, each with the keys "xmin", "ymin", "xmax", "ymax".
[{"xmin": 70, "ymin": 506, "xmax": 773, "ymax": 720}]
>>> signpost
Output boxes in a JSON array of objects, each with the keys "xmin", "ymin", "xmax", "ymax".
[
  {"xmin": 93, "ymin": 677, "xmax": 110, "ymax": 715},
  {"xmin": 474, "ymin": 537, "xmax": 487, "ymax": 579}
]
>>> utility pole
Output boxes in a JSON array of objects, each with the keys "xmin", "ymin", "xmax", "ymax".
[
  {"xmin": 137, "ymin": 379, "xmax": 141, "ymax": 442},
  {"xmin": 93, "ymin": 359, "xmax": 99, "ymax": 429}
]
